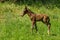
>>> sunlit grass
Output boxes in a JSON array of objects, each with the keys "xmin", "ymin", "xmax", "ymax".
[{"xmin": 0, "ymin": 2, "xmax": 60, "ymax": 40}]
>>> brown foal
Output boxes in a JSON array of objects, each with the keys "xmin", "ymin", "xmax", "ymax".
[{"xmin": 21, "ymin": 6, "xmax": 51, "ymax": 35}]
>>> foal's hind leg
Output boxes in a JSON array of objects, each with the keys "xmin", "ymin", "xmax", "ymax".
[
  {"xmin": 47, "ymin": 23, "xmax": 51, "ymax": 35},
  {"xmin": 45, "ymin": 22, "xmax": 51, "ymax": 35},
  {"xmin": 43, "ymin": 17, "xmax": 51, "ymax": 35}
]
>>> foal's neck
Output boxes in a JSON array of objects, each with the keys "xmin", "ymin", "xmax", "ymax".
[{"xmin": 27, "ymin": 11, "xmax": 34, "ymax": 17}]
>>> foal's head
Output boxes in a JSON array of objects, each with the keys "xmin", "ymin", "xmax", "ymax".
[{"xmin": 21, "ymin": 6, "xmax": 28, "ymax": 17}]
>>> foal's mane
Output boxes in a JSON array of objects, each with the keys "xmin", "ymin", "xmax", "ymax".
[{"xmin": 27, "ymin": 8, "xmax": 35, "ymax": 14}]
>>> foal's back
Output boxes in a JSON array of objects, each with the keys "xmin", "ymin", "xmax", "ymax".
[{"xmin": 35, "ymin": 14, "xmax": 49, "ymax": 21}]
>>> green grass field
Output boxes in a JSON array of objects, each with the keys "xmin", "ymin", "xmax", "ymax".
[{"xmin": 0, "ymin": 2, "xmax": 60, "ymax": 40}]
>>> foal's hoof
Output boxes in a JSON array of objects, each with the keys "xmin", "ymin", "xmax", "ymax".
[{"xmin": 47, "ymin": 30, "xmax": 50, "ymax": 35}]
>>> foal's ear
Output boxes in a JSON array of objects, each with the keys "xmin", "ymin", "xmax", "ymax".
[{"xmin": 25, "ymin": 6, "xmax": 27, "ymax": 9}]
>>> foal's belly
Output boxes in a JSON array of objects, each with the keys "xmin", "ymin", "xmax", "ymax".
[
  {"xmin": 36, "ymin": 15, "xmax": 43, "ymax": 21},
  {"xmin": 36, "ymin": 18, "xmax": 42, "ymax": 21}
]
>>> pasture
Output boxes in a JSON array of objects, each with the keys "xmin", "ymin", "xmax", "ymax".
[{"xmin": 0, "ymin": 2, "xmax": 60, "ymax": 40}]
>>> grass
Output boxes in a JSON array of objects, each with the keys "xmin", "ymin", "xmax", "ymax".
[{"xmin": 0, "ymin": 2, "xmax": 60, "ymax": 40}]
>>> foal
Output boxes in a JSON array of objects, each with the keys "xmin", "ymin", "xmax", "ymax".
[{"xmin": 21, "ymin": 6, "xmax": 51, "ymax": 35}]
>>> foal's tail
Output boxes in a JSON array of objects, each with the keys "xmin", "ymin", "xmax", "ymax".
[{"xmin": 47, "ymin": 17, "xmax": 50, "ymax": 22}]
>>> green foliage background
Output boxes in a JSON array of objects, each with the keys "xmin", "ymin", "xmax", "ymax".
[{"xmin": 0, "ymin": 0, "xmax": 60, "ymax": 40}]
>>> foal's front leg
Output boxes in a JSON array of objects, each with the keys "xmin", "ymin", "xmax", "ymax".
[
  {"xmin": 35, "ymin": 22, "xmax": 38, "ymax": 33},
  {"xmin": 31, "ymin": 21, "xmax": 38, "ymax": 33},
  {"xmin": 31, "ymin": 21, "xmax": 35, "ymax": 32}
]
